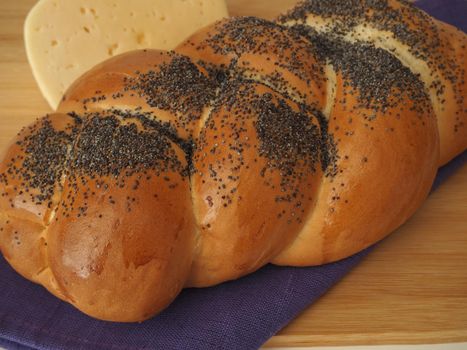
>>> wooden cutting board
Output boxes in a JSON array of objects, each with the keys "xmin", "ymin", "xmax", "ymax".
[{"xmin": 0, "ymin": 0, "xmax": 466, "ymax": 347}]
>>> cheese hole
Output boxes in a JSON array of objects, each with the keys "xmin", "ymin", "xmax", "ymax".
[
  {"xmin": 136, "ymin": 33, "xmax": 146, "ymax": 45},
  {"xmin": 108, "ymin": 43, "xmax": 119, "ymax": 56},
  {"xmin": 65, "ymin": 64, "xmax": 75, "ymax": 70},
  {"xmin": 160, "ymin": 15, "xmax": 166, "ymax": 22},
  {"xmin": 89, "ymin": 8, "xmax": 99, "ymax": 19},
  {"xmin": 51, "ymin": 40, "xmax": 58, "ymax": 47},
  {"xmin": 80, "ymin": 7, "xmax": 86, "ymax": 14},
  {"xmin": 130, "ymin": 11, "xmax": 135, "ymax": 17},
  {"xmin": 83, "ymin": 26, "xmax": 90, "ymax": 33}
]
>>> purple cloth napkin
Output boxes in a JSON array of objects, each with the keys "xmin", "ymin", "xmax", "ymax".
[{"xmin": 1, "ymin": 1, "xmax": 466, "ymax": 349}]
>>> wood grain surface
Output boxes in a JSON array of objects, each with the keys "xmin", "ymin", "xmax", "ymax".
[{"xmin": 0, "ymin": 0, "xmax": 466, "ymax": 347}]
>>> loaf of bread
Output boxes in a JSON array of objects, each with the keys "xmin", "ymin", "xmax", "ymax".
[{"xmin": 0, "ymin": 0, "xmax": 465, "ymax": 322}]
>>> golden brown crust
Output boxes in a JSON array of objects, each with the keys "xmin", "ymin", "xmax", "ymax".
[
  {"xmin": 431, "ymin": 20, "xmax": 467, "ymax": 164},
  {"xmin": 59, "ymin": 49, "xmax": 215, "ymax": 139},
  {"xmin": 48, "ymin": 167, "xmax": 195, "ymax": 322},
  {"xmin": 176, "ymin": 17, "xmax": 328, "ymax": 109},
  {"xmin": 0, "ymin": 114, "xmax": 80, "ymax": 301},
  {"xmin": 176, "ymin": 18, "xmax": 331, "ymax": 286},
  {"xmin": 273, "ymin": 73, "xmax": 439, "ymax": 265},
  {"xmin": 188, "ymin": 82, "xmax": 324, "ymax": 286},
  {"xmin": 0, "ymin": 98, "xmax": 198, "ymax": 321}
]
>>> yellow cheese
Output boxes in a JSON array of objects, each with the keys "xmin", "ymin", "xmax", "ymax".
[{"xmin": 24, "ymin": 0, "xmax": 229, "ymax": 109}]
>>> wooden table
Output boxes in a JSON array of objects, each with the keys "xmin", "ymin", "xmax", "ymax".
[{"xmin": 0, "ymin": 0, "xmax": 466, "ymax": 348}]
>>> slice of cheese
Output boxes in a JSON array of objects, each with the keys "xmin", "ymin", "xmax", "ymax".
[{"xmin": 24, "ymin": 0, "xmax": 229, "ymax": 109}]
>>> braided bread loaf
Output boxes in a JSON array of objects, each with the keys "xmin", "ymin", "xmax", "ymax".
[{"xmin": 0, "ymin": 0, "xmax": 465, "ymax": 322}]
